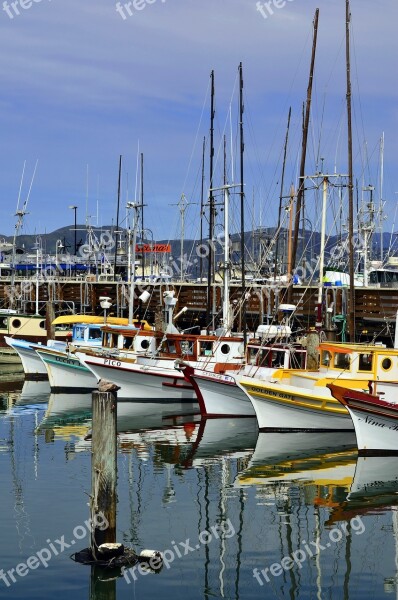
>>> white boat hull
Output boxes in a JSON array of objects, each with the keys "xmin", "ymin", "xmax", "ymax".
[
  {"xmin": 191, "ymin": 371, "xmax": 255, "ymax": 417},
  {"xmin": 36, "ymin": 349, "xmax": 97, "ymax": 392},
  {"xmin": 6, "ymin": 340, "xmax": 48, "ymax": 375},
  {"xmin": 347, "ymin": 405, "xmax": 398, "ymax": 452},
  {"xmin": 77, "ymin": 353, "xmax": 197, "ymax": 401},
  {"xmin": 239, "ymin": 380, "xmax": 352, "ymax": 430}
]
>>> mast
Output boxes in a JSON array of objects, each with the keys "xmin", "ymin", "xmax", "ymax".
[
  {"xmin": 346, "ymin": 0, "xmax": 355, "ymax": 341},
  {"xmin": 114, "ymin": 155, "xmax": 122, "ymax": 277},
  {"xmin": 140, "ymin": 152, "xmax": 145, "ymax": 279},
  {"xmin": 239, "ymin": 62, "xmax": 246, "ymax": 342},
  {"xmin": 379, "ymin": 132, "xmax": 385, "ymax": 262},
  {"xmin": 206, "ymin": 70, "xmax": 215, "ymax": 331},
  {"xmin": 274, "ymin": 106, "xmax": 291, "ymax": 280},
  {"xmin": 199, "ymin": 136, "xmax": 206, "ymax": 281},
  {"xmin": 289, "ymin": 8, "xmax": 319, "ymax": 300}
]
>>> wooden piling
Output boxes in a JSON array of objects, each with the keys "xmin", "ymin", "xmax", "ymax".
[
  {"xmin": 45, "ymin": 301, "xmax": 55, "ymax": 342},
  {"xmin": 306, "ymin": 330, "xmax": 320, "ymax": 371},
  {"xmin": 90, "ymin": 390, "xmax": 117, "ymax": 558}
]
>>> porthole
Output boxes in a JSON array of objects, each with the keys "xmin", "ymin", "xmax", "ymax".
[
  {"xmin": 140, "ymin": 339, "xmax": 150, "ymax": 350},
  {"xmin": 381, "ymin": 357, "xmax": 392, "ymax": 371},
  {"xmin": 220, "ymin": 343, "xmax": 230, "ymax": 355},
  {"xmin": 11, "ymin": 319, "xmax": 21, "ymax": 329},
  {"xmin": 39, "ymin": 320, "xmax": 46, "ymax": 329}
]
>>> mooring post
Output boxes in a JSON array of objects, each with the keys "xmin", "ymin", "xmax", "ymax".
[
  {"xmin": 90, "ymin": 389, "xmax": 117, "ymax": 559},
  {"xmin": 89, "ymin": 566, "xmax": 116, "ymax": 600},
  {"xmin": 306, "ymin": 329, "xmax": 320, "ymax": 371},
  {"xmin": 45, "ymin": 301, "xmax": 55, "ymax": 342}
]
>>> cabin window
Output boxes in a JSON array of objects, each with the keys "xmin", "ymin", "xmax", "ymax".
[
  {"xmin": 257, "ymin": 350, "xmax": 272, "ymax": 367},
  {"xmin": 290, "ymin": 351, "xmax": 306, "ymax": 369},
  {"xmin": 89, "ymin": 328, "xmax": 101, "ymax": 340},
  {"xmin": 334, "ymin": 352, "xmax": 350, "ymax": 370},
  {"xmin": 123, "ymin": 337, "xmax": 134, "ymax": 349},
  {"xmin": 167, "ymin": 342, "xmax": 176, "ymax": 354},
  {"xmin": 200, "ymin": 341, "xmax": 213, "ymax": 357},
  {"xmin": 381, "ymin": 357, "xmax": 392, "ymax": 371},
  {"xmin": 181, "ymin": 340, "xmax": 194, "ymax": 355},
  {"xmin": 39, "ymin": 320, "xmax": 46, "ymax": 329},
  {"xmin": 74, "ymin": 326, "xmax": 84, "ymax": 339},
  {"xmin": 272, "ymin": 351, "xmax": 286, "ymax": 368},
  {"xmin": 139, "ymin": 339, "xmax": 150, "ymax": 350},
  {"xmin": 321, "ymin": 350, "xmax": 331, "ymax": 367},
  {"xmin": 220, "ymin": 343, "xmax": 230, "ymax": 355},
  {"xmin": 358, "ymin": 353, "xmax": 373, "ymax": 371},
  {"xmin": 247, "ymin": 347, "xmax": 258, "ymax": 365},
  {"xmin": 11, "ymin": 319, "xmax": 21, "ymax": 329}
]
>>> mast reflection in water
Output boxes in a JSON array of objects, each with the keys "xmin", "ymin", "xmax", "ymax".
[{"xmin": 1, "ymin": 384, "xmax": 398, "ymax": 599}]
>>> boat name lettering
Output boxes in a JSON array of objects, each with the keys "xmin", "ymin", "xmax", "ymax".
[
  {"xmin": 103, "ymin": 358, "xmax": 121, "ymax": 367},
  {"xmin": 250, "ymin": 386, "xmax": 294, "ymax": 401},
  {"xmin": 204, "ymin": 371, "xmax": 234, "ymax": 383},
  {"xmin": 55, "ymin": 356, "xmax": 75, "ymax": 365},
  {"xmin": 364, "ymin": 415, "xmax": 398, "ymax": 431}
]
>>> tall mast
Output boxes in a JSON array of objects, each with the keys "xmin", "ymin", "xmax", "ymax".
[
  {"xmin": 114, "ymin": 155, "xmax": 122, "ymax": 277},
  {"xmin": 206, "ymin": 70, "xmax": 215, "ymax": 331},
  {"xmin": 140, "ymin": 152, "xmax": 145, "ymax": 279},
  {"xmin": 239, "ymin": 62, "xmax": 246, "ymax": 342},
  {"xmin": 289, "ymin": 8, "xmax": 319, "ymax": 300},
  {"xmin": 379, "ymin": 132, "xmax": 385, "ymax": 262},
  {"xmin": 274, "ymin": 106, "xmax": 291, "ymax": 280},
  {"xmin": 199, "ymin": 136, "xmax": 206, "ymax": 281},
  {"xmin": 346, "ymin": 0, "xmax": 355, "ymax": 340}
]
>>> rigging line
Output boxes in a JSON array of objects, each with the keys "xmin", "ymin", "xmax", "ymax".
[
  {"xmin": 25, "ymin": 159, "xmax": 39, "ymax": 210},
  {"xmin": 16, "ymin": 160, "xmax": 26, "ymax": 213}
]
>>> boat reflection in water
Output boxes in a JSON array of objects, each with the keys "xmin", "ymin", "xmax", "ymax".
[
  {"xmin": 35, "ymin": 391, "xmax": 93, "ymax": 443},
  {"xmin": 237, "ymin": 431, "xmax": 358, "ymax": 487},
  {"xmin": 4, "ymin": 381, "xmax": 398, "ymax": 599},
  {"xmin": 328, "ymin": 455, "xmax": 398, "ymax": 524}
]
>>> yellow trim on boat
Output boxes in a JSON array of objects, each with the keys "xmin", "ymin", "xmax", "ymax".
[
  {"xmin": 241, "ymin": 382, "xmax": 348, "ymax": 414},
  {"xmin": 52, "ymin": 315, "xmax": 152, "ymax": 331}
]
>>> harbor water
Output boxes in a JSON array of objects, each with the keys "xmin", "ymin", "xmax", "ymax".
[{"xmin": 1, "ymin": 376, "xmax": 398, "ymax": 599}]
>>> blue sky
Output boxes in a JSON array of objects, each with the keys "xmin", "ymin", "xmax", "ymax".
[{"xmin": 0, "ymin": 0, "xmax": 396, "ymax": 243}]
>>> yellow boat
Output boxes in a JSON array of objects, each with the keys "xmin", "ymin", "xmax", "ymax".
[
  {"xmin": 52, "ymin": 314, "xmax": 153, "ymax": 331},
  {"xmin": 238, "ymin": 341, "xmax": 398, "ymax": 431}
]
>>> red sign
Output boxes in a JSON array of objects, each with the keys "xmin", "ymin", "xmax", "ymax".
[{"xmin": 135, "ymin": 244, "xmax": 171, "ymax": 253}]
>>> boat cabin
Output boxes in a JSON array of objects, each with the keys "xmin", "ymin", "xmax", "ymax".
[
  {"xmin": 246, "ymin": 342, "xmax": 307, "ymax": 370},
  {"xmin": 319, "ymin": 342, "xmax": 398, "ymax": 381}
]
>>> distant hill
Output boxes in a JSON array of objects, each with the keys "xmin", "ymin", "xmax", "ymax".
[{"xmin": 1, "ymin": 225, "xmax": 396, "ymax": 273}]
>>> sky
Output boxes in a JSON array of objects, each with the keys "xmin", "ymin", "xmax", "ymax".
[{"xmin": 0, "ymin": 0, "xmax": 396, "ymax": 245}]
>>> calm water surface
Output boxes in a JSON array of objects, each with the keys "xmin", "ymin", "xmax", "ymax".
[{"xmin": 1, "ymin": 378, "xmax": 398, "ymax": 599}]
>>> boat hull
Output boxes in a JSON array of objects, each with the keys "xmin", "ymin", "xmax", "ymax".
[
  {"xmin": 190, "ymin": 370, "xmax": 255, "ymax": 417},
  {"xmin": 239, "ymin": 379, "xmax": 352, "ymax": 431},
  {"xmin": 5, "ymin": 337, "xmax": 49, "ymax": 375},
  {"xmin": 36, "ymin": 348, "xmax": 97, "ymax": 392},
  {"xmin": 76, "ymin": 353, "xmax": 197, "ymax": 401}
]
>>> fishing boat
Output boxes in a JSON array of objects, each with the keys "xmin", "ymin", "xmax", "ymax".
[
  {"xmin": 177, "ymin": 305, "xmax": 307, "ymax": 417},
  {"xmin": 4, "ymin": 314, "xmax": 150, "ymax": 378},
  {"xmin": 328, "ymin": 382, "xmax": 398, "ymax": 453},
  {"xmin": 0, "ymin": 309, "xmax": 70, "ymax": 349},
  {"xmin": 37, "ymin": 325, "xmax": 157, "ymax": 392},
  {"xmin": 238, "ymin": 341, "xmax": 398, "ymax": 431},
  {"xmin": 76, "ymin": 329, "xmax": 245, "ymax": 400}
]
